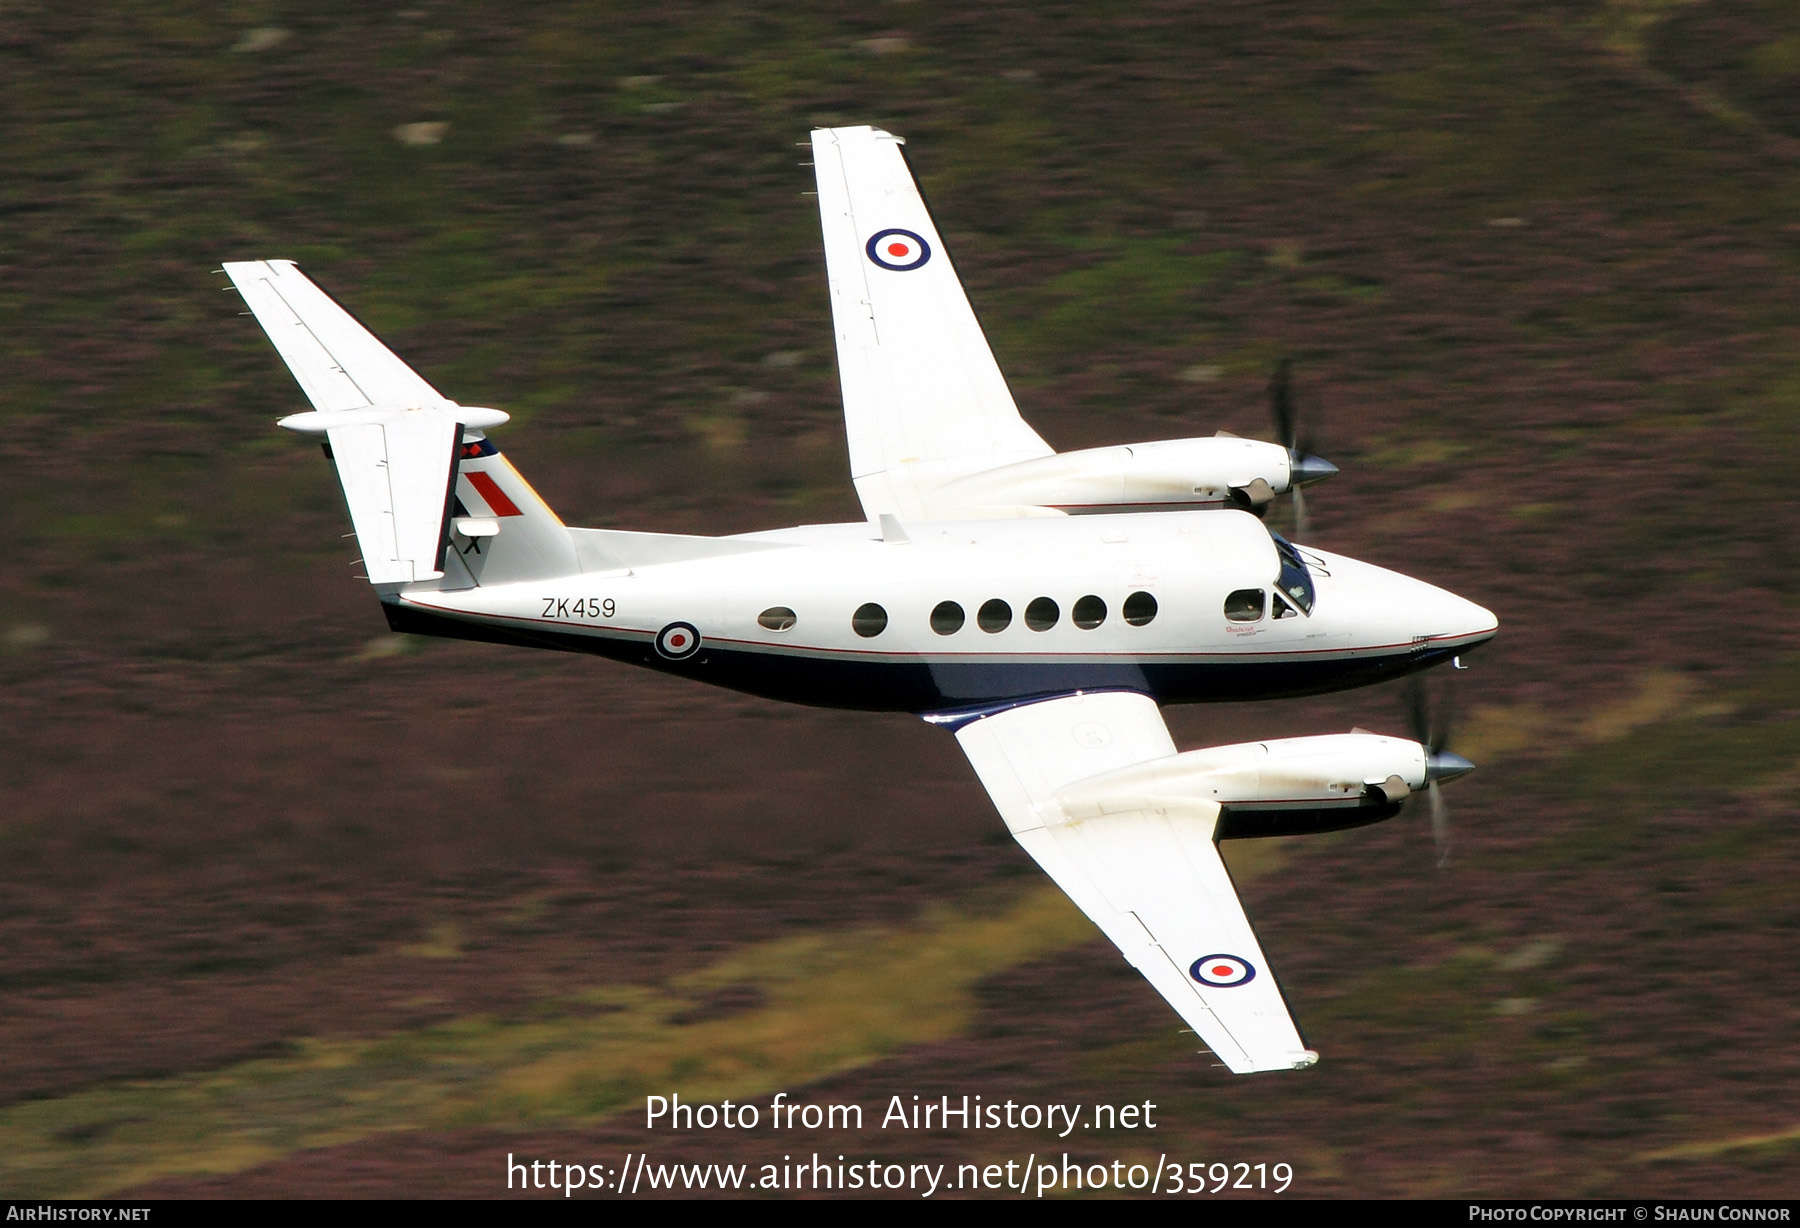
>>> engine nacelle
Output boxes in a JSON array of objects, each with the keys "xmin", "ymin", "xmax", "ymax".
[
  {"xmin": 927, "ymin": 436, "xmax": 1298, "ymax": 515},
  {"xmin": 1054, "ymin": 733, "xmax": 1433, "ymax": 839}
]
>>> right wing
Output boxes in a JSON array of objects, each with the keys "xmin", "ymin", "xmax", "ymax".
[
  {"xmin": 811, "ymin": 126, "xmax": 1053, "ymax": 523},
  {"xmin": 950, "ymin": 691, "xmax": 1318, "ymax": 1074}
]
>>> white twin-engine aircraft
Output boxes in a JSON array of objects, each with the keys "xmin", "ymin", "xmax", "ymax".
[{"xmin": 225, "ymin": 125, "xmax": 1496, "ymax": 1074}]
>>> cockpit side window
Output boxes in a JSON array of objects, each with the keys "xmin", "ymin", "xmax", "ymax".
[
  {"xmin": 1269, "ymin": 532, "xmax": 1315, "ymax": 615},
  {"xmin": 1271, "ymin": 590, "xmax": 1300, "ymax": 619},
  {"xmin": 1224, "ymin": 588, "xmax": 1265, "ymax": 622}
]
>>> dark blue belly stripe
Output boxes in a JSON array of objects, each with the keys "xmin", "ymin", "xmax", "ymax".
[{"xmin": 383, "ymin": 602, "xmax": 1473, "ymax": 712}]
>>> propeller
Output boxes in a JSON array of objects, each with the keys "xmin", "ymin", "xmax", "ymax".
[
  {"xmin": 1266, "ymin": 358, "xmax": 1337, "ymax": 540},
  {"xmin": 1403, "ymin": 672, "xmax": 1475, "ymax": 867}
]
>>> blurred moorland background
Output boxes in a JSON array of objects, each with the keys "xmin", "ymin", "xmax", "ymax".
[{"xmin": 2, "ymin": 0, "xmax": 1799, "ymax": 1198}]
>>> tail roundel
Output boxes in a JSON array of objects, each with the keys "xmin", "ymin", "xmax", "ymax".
[{"xmin": 224, "ymin": 259, "xmax": 583, "ymax": 588}]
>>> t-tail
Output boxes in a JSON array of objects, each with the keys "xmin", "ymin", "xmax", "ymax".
[{"xmin": 223, "ymin": 260, "xmax": 597, "ymax": 596}]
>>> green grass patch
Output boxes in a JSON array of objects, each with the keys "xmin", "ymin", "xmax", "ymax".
[
  {"xmin": 1576, "ymin": 657, "xmax": 1800, "ymax": 803},
  {"xmin": 1494, "ymin": 656, "xmax": 1800, "ymax": 867},
  {"xmin": 988, "ymin": 241, "xmax": 1245, "ymax": 369},
  {"xmin": 0, "ymin": 885, "xmax": 1097, "ymax": 1197}
]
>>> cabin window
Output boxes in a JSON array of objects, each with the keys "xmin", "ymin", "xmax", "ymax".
[
  {"xmin": 1025, "ymin": 596, "xmax": 1059, "ymax": 631},
  {"xmin": 758, "ymin": 606, "xmax": 797, "ymax": 632},
  {"xmin": 1122, "ymin": 590, "xmax": 1158, "ymax": 626},
  {"xmin": 852, "ymin": 602, "xmax": 888, "ymax": 637},
  {"xmin": 930, "ymin": 600, "xmax": 965, "ymax": 635},
  {"xmin": 977, "ymin": 598, "xmax": 1012, "ymax": 633},
  {"xmin": 1271, "ymin": 591, "xmax": 1301, "ymax": 620},
  {"xmin": 1224, "ymin": 588, "xmax": 1265, "ymax": 622},
  {"xmin": 1072, "ymin": 594, "xmax": 1106, "ymax": 629}
]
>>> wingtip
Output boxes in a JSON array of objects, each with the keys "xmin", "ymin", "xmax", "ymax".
[
  {"xmin": 807, "ymin": 124, "xmax": 902, "ymax": 144},
  {"xmin": 1217, "ymin": 1048, "xmax": 1320, "ymax": 1074}
]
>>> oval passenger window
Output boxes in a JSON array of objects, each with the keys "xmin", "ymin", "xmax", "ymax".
[
  {"xmin": 758, "ymin": 606, "xmax": 796, "ymax": 632},
  {"xmin": 1025, "ymin": 597, "xmax": 1059, "ymax": 631},
  {"xmin": 1224, "ymin": 589, "xmax": 1265, "ymax": 622},
  {"xmin": 1122, "ymin": 590, "xmax": 1158, "ymax": 626},
  {"xmin": 852, "ymin": 602, "xmax": 888, "ymax": 638},
  {"xmin": 1072, "ymin": 594, "xmax": 1106, "ymax": 629},
  {"xmin": 977, "ymin": 598, "xmax": 1012, "ymax": 633},
  {"xmin": 930, "ymin": 600, "xmax": 965, "ymax": 635}
]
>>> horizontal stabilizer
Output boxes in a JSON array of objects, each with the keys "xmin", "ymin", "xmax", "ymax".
[
  {"xmin": 229, "ymin": 259, "xmax": 589, "ymax": 589},
  {"xmin": 224, "ymin": 260, "xmax": 449, "ymax": 413},
  {"xmin": 227, "ymin": 260, "xmax": 478, "ymax": 585}
]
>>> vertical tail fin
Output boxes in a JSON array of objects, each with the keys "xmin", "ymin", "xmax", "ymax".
[
  {"xmin": 225, "ymin": 259, "xmax": 589, "ymax": 588},
  {"xmin": 322, "ymin": 416, "xmax": 464, "ymax": 584},
  {"xmin": 442, "ymin": 433, "xmax": 581, "ymax": 586}
]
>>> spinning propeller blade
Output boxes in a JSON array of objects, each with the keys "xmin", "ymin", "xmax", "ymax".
[
  {"xmin": 1404, "ymin": 673, "xmax": 1475, "ymax": 867},
  {"xmin": 1266, "ymin": 359, "xmax": 1336, "ymax": 540}
]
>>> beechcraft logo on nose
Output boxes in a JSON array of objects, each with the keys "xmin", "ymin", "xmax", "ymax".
[{"xmin": 865, "ymin": 228, "xmax": 930, "ymax": 271}]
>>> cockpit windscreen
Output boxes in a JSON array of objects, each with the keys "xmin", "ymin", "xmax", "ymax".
[{"xmin": 1268, "ymin": 532, "xmax": 1315, "ymax": 614}]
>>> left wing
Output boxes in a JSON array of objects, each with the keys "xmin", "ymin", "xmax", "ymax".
[
  {"xmin": 949, "ymin": 692, "xmax": 1318, "ymax": 1073},
  {"xmin": 811, "ymin": 126, "xmax": 1053, "ymax": 522}
]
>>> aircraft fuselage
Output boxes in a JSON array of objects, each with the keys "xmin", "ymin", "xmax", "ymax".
[{"xmin": 388, "ymin": 508, "xmax": 1496, "ymax": 715}]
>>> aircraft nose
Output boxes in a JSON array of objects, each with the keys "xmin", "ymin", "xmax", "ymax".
[
  {"xmin": 1428, "ymin": 586, "xmax": 1497, "ymax": 643},
  {"xmin": 1299, "ymin": 547, "xmax": 1497, "ymax": 651},
  {"xmin": 1402, "ymin": 580, "xmax": 1498, "ymax": 658}
]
